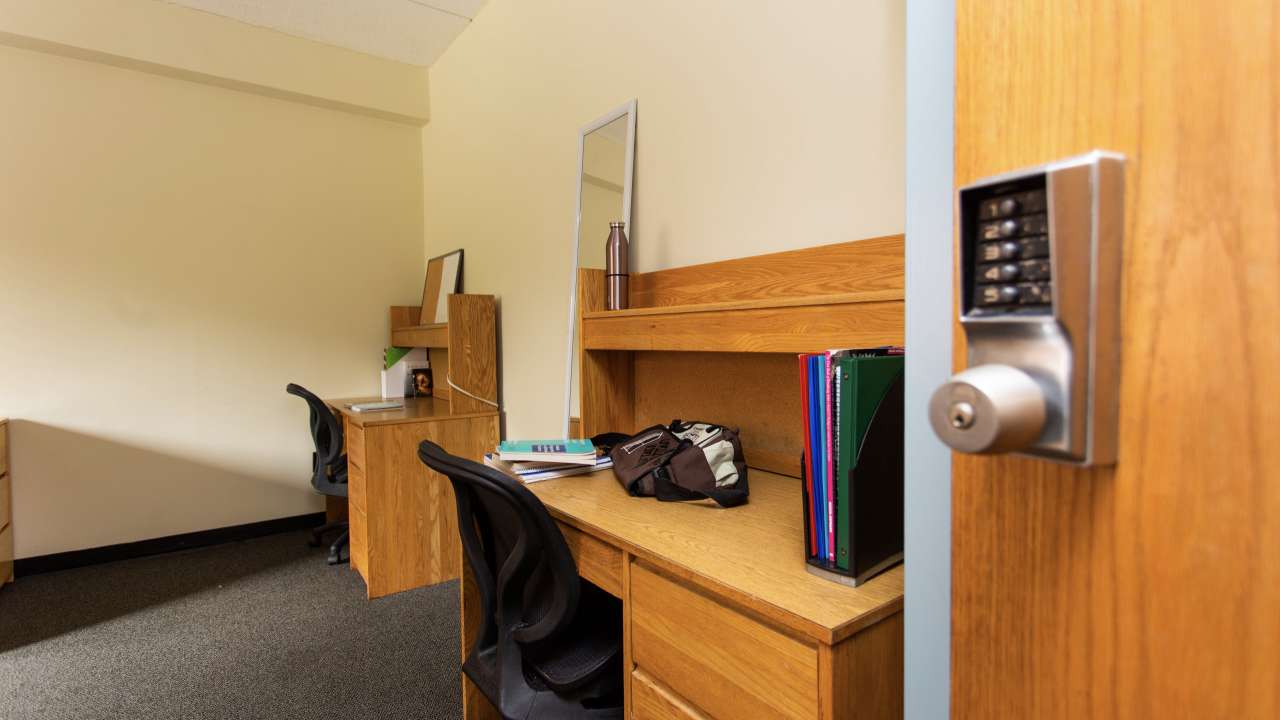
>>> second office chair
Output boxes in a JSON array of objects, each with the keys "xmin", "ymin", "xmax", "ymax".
[
  {"xmin": 286, "ymin": 383, "xmax": 349, "ymax": 565},
  {"xmin": 418, "ymin": 440, "xmax": 623, "ymax": 719}
]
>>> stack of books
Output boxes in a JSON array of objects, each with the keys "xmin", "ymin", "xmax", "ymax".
[
  {"xmin": 483, "ymin": 439, "xmax": 612, "ymax": 484},
  {"xmin": 799, "ymin": 346, "xmax": 904, "ymax": 570}
]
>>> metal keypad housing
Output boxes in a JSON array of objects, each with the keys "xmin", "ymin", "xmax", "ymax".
[{"xmin": 950, "ymin": 151, "xmax": 1125, "ymax": 466}]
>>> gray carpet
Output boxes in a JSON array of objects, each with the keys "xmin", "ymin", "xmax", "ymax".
[{"xmin": 0, "ymin": 532, "xmax": 461, "ymax": 719}]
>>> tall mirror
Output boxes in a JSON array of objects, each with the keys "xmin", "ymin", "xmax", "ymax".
[{"xmin": 563, "ymin": 100, "xmax": 636, "ymax": 437}]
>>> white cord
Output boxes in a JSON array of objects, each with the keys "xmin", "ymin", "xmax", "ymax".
[{"xmin": 447, "ymin": 373, "xmax": 500, "ymax": 409}]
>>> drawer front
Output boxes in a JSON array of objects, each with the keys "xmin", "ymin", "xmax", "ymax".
[
  {"xmin": 0, "ymin": 423, "xmax": 7, "ymax": 477},
  {"xmin": 0, "ymin": 473, "xmax": 10, "ymax": 526},
  {"xmin": 0, "ymin": 522, "xmax": 12, "ymax": 586},
  {"xmin": 349, "ymin": 504, "xmax": 368, "ymax": 578},
  {"xmin": 630, "ymin": 563, "xmax": 818, "ymax": 720},
  {"xmin": 632, "ymin": 668, "xmax": 709, "ymax": 720},
  {"xmin": 559, "ymin": 522, "xmax": 623, "ymax": 598},
  {"xmin": 344, "ymin": 419, "xmax": 365, "ymax": 471},
  {"xmin": 347, "ymin": 462, "xmax": 366, "ymax": 513}
]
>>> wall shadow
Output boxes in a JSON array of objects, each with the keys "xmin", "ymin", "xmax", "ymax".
[{"xmin": 0, "ymin": 421, "xmax": 331, "ymax": 651}]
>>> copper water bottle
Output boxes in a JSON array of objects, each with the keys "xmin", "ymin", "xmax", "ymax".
[{"xmin": 605, "ymin": 221, "xmax": 629, "ymax": 310}]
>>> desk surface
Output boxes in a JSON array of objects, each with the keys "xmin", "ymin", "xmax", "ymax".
[
  {"xmin": 327, "ymin": 396, "xmax": 499, "ymax": 428},
  {"xmin": 528, "ymin": 468, "xmax": 903, "ymax": 644}
]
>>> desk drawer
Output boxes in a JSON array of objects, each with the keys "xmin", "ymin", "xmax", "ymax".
[
  {"xmin": 632, "ymin": 668, "xmax": 709, "ymax": 720},
  {"xmin": 347, "ymin": 462, "xmax": 366, "ymax": 513},
  {"xmin": 349, "ymin": 504, "xmax": 368, "ymax": 577},
  {"xmin": 630, "ymin": 563, "xmax": 818, "ymax": 720},
  {"xmin": 559, "ymin": 522, "xmax": 622, "ymax": 598},
  {"xmin": 345, "ymin": 420, "xmax": 365, "ymax": 471}
]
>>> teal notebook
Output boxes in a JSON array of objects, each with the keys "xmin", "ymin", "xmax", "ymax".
[
  {"xmin": 835, "ymin": 354, "xmax": 905, "ymax": 570},
  {"xmin": 498, "ymin": 439, "xmax": 594, "ymax": 455},
  {"xmin": 497, "ymin": 439, "xmax": 597, "ymax": 465}
]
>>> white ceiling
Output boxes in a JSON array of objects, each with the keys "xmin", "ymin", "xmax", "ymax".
[{"xmin": 164, "ymin": 0, "xmax": 487, "ymax": 67}]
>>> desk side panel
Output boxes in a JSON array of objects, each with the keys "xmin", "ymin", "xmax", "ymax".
[
  {"xmin": 364, "ymin": 415, "xmax": 498, "ymax": 598},
  {"xmin": 823, "ymin": 611, "xmax": 903, "ymax": 720}
]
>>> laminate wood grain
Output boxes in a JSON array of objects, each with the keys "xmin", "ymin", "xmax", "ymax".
[
  {"xmin": 559, "ymin": 522, "xmax": 623, "ymax": 598},
  {"xmin": 0, "ymin": 523, "xmax": 11, "ymax": 586},
  {"xmin": 634, "ymin": 352, "xmax": 804, "ymax": 477},
  {"xmin": 329, "ymin": 396, "xmax": 497, "ymax": 428},
  {"xmin": 529, "ymin": 469, "xmax": 903, "ymax": 644},
  {"xmin": 631, "ymin": 668, "xmax": 709, "ymax": 720},
  {"xmin": 952, "ymin": 2, "xmax": 1280, "ymax": 718},
  {"xmin": 390, "ymin": 323, "xmax": 449, "ymax": 349},
  {"xmin": 582, "ymin": 290, "xmax": 904, "ymax": 320},
  {"xmin": 344, "ymin": 419, "xmax": 365, "ymax": 470},
  {"xmin": 581, "ymin": 298, "xmax": 904, "ymax": 353},
  {"xmin": 821, "ymin": 612, "xmax": 903, "ymax": 720},
  {"xmin": 389, "ymin": 305, "xmax": 420, "ymax": 332},
  {"xmin": 0, "ymin": 474, "xmax": 10, "ymax": 529},
  {"xmin": 446, "ymin": 294, "xmax": 498, "ymax": 415},
  {"xmin": 346, "ymin": 462, "xmax": 366, "ymax": 514},
  {"xmin": 348, "ymin": 504, "xmax": 368, "ymax": 577},
  {"xmin": 631, "ymin": 562, "xmax": 818, "ymax": 720},
  {"xmin": 578, "ymin": 269, "xmax": 634, "ymax": 438},
  {"xmin": 628, "ymin": 235, "xmax": 903, "ymax": 308}
]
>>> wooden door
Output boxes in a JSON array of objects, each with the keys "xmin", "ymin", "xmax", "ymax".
[{"xmin": 952, "ymin": 2, "xmax": 1279, "ymax": 718}]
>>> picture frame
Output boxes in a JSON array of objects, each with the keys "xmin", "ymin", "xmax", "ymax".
[{"xmin": 419, "ymin": 249, "xmax": 464, "ymax": 325}]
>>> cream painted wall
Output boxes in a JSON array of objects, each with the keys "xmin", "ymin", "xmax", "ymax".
[
  {"xmin": 0, "ymin": 41, "xmax": 425, "ymax": 557},
  {"xmin": 422, "ymin": 0, "xmax": 905, "ymax": 437}
]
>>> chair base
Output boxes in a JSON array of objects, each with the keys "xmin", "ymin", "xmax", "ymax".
[{"xmin": 308, "ymin": 520, "xmax": 349, "ymax": 565}]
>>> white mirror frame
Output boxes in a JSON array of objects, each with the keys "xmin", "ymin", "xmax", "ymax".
[{"xmin": 562, "ymin": 99, "xmax": 637, "ymax": 438}]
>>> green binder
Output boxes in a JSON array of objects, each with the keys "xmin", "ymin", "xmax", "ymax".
[{"xmin": 835, "ymin": 353, "xmax": 905, "ymax": 570}]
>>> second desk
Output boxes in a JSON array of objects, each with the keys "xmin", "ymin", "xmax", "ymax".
[{"xmin": 330, "ymin": 396, "xmax": 499, "ymax": 599}]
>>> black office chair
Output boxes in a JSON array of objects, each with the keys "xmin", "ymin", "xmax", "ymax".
[
  {"xmin": 286, "ymin": 383, "xmax": 349, "ymax": 565},
  {"xmin": 417, "ymin": 441, "xmax": 623, "ymax": 720}
]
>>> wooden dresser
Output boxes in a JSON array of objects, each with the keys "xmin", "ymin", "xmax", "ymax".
[
  {"xmin": 0, "ymin": 418, "xmax": 13, "ymax": 587},
  {"xmin": 463, "ymin": 237, "xmax": 906, "ymax": 719}
]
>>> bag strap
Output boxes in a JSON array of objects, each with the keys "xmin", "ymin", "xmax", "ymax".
[{"xmin": 590, "ymin": 432, "xmax": 631, "ymax": 454}]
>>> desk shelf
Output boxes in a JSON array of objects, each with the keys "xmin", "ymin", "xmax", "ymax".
[
  {"xmin": 575, "ymin": 235, "xmax": 904, "ymax": 478},
  {"xmin": 390, "ymin": 321, "xmax": 449, "ymax": 349},
  {"xmin": 581, "ymin": 289, "xmax": 904, "ymax": 353},
  {"xmin": 389, "ymin": 295, "xmax": 498, "ymax": 415}
]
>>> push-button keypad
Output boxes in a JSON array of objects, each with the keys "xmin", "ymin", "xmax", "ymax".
[{"xmin": 969, "ymin": 187, "xmax": 1052, "ymax": 313}]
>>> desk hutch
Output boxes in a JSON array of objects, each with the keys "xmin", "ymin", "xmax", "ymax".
[{"xmin": 462, "ymin": 236, "xmax": 907, "ymax": 720}]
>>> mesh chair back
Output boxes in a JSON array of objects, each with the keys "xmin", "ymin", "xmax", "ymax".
[{"xmin": 286, "ymin": 383, "xmax": 346, "ymax": 493}]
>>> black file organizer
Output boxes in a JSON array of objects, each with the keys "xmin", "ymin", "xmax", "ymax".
[{"xmin": 800, "ymin": 374, "xmax": 905, "ymax": 587}]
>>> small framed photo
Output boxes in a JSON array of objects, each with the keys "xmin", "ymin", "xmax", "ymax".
[{"xmin": 409, "ymin": 367, "xmax": 433, "ymax": 397}]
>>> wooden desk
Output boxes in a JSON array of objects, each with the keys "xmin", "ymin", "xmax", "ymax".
[
  {"xmin": 459, "ymin": 469, "xmax": 904, "ymax": 720},
  {"xmin": 329, "ymin": 397, "xmax": 499, "ymax": 599}
]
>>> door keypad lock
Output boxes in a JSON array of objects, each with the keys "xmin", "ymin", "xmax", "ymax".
[{"xmin": 930, "ymin": 151, "xmax": 1124, "ymax": 466}]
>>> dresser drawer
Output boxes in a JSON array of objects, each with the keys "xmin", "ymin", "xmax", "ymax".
[
  {"xmin": 630, "ymin": 563, "xmax": 818, "ymax": 720},
  {"xmin": 0, "ymin": 473, "xmax": 10, "ymax": 526},
  {"xmin": 632, "ymin": 668, "xmax": 709, "ymax": 720},
  {"xmin": 0, "ymin": 522, "xmax": 12, "ymax": 585},
  {"xmin": 345, "ymin": 420, "xmax": 365, "ymax": 471}
]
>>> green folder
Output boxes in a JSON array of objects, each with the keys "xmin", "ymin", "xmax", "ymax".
[{"xmin": 835, "ymin": 354, "xmax": 905, "ymax": 570}]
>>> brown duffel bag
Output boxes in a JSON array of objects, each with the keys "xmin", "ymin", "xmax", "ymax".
[{"xmin": 594, "ymin": 420, "xmax": 749, "ymax": 508}]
